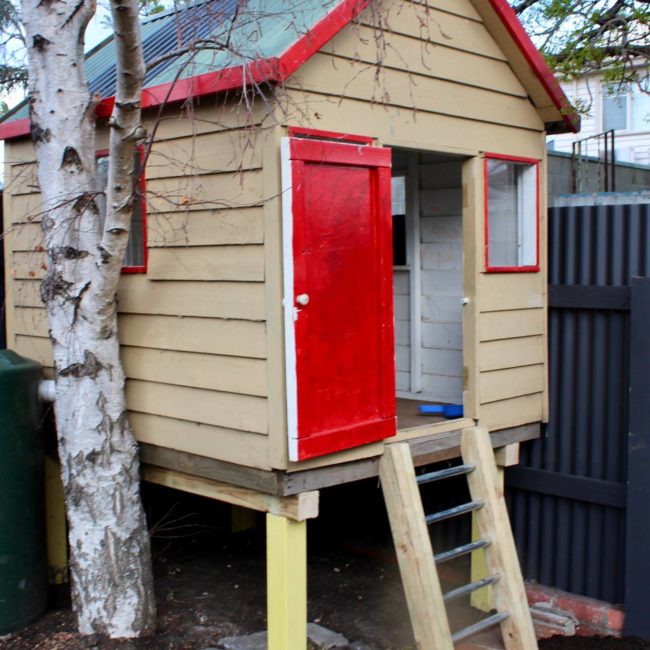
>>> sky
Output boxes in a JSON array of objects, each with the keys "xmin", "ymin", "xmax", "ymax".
[{"xmin": 0, "ymin": 4, "xmax": 113, "ymax": 182}]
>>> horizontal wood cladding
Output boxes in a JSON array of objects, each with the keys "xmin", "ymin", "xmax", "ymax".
[
  {"xmin": 480, "ymin": 365, "xmax": 545, "ymax": 404},
  {"xmin": 410, "ymin": 0, "xmax": 481, "ymax": 21},
  {"xmin": 148, "ymin": 208, "xmax": 264, "ymax": 247},
  {"xmin": 118, "ymin": 314, "xmax": 266, "ymax": 358},
  {"xmin": 321, "ymin": 25, "xmax": 527, "ymax": 98},
  {"xmin": 477, "ymin": 274, "xmax": 545, "ymax": 312},
  {"xmin": 147, "ymin": 245, "xmax": 264, "ymax": 281},
  {"xmin": 479, "ymin": 336, "xmax": 544, "ymax": 372},
  {"xmin": 117, "ymin": 277, "xmax": 266, "ymax": 320},
  {"xmin": 282, "ymin": 92, "xmax": 543, "ymax": 158},
  {"xmin": 479, "ymin": 394, "xmax": 544, "ymax": 431},
  {"xmin": 129, "ymin": 413, "xmax": 271, "ymax": 469},
  {"xmin": 122, "ymin": 347, "xmax": 266, "ymax": 397},
  {"xmin": 287, "ymin": 53, "xmax": 542, "ymax": 132},
  {"xmin": 14, "ymin": 334, "xmax": 53, "ymax": 368},
  {"xmin": 4, "ymin": 111, "xmax": 273, "ymax": 468},
  {"xmin": 126, "ymin": 380, "xmax": 267, "ymax": 434},
  {"xmin": 146, "ymin": 129, "xmax": 263, "ymax": 180},
  {"xmin": 146, "ymin": 169, "xmax": 264, "ymax": 214},
  {"xmin": 360, "ymin": 0, "xmax": 506, "ymax": 60},
  {"xmin": 479, "ymin": 309, "xmax": 544, "ymax": 342}
]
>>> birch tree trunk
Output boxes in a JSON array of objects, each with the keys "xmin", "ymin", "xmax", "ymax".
[{"xmin": 22, "ymin": 0, "xmax": 156, "ymax": 637}]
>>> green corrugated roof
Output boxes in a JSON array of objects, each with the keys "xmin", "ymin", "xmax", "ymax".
[{"xmin": 3, "ymin": 0, "xmax": 341, "ymax": 122}]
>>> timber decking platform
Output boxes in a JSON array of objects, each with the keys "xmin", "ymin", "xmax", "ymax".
[{"xmin": 140, "ymin": 400, "xmax": 540, "ymax": 496}]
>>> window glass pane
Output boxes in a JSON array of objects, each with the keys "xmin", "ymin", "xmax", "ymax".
[
  {"xmin": 603, "ymin": 94, "xmax": 628, "ymax": 131},
  {"xmin": 391, "ymin": 176, "xmax": 407, "ymax": 266},
  {"xmin": 97, "ymin": 153, "xmax": 145, "ymax": 268},
  {"xmin": 487, "ymin": 159, "xmax": 536, "ymax": 269},
  {"xmin": 631, "ymin": 90, "xmax": 650, "ymax": 131}
]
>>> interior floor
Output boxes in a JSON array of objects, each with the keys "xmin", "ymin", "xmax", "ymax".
[{"xmin": 396, "ymin": 397, "xmax": 446, "ymax": 429}]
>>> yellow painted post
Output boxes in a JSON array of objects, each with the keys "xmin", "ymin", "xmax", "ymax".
[
  {"xmin": 470, "ymin": 466, "xmax": 505, "ymax": 611},
  {"xmin": 44, "ymin": 455, "xmax": 68, "ymax": 590},
  {"xmin": 266, "ymin": 513, "xmax": 307, "ymax": 650}
]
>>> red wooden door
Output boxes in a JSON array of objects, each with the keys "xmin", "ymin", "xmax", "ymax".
[{"xmin": 282, "ymin": 136, "xmax": 396, "ymax": 462}]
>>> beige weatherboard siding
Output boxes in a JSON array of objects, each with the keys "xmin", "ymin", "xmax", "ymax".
[
  {"xmin": 3, "ymin": 0, "xmax": 553, "ymax": 476},
  {"xmin": 3, "ymin": 100, "xmax": 278, "ymax": 471}
]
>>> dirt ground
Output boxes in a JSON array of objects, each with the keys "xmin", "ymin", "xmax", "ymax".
[{"xmin": 0, "ymin": 480, "xmax": 646, "ymax": 650}]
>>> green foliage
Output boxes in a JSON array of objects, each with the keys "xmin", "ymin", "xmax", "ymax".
[{"xmin": 511, "ymin": 0, "xmax": 649, "ymax": 92}]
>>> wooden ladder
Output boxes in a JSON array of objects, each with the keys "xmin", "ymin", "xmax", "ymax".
[{"xmin": 379, "ymin": 426, "xmax": 538, "ymax": 649}]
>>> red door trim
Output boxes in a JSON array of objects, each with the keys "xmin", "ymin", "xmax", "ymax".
[{"xmin": 282, "ymin": 137, "xmax": 396, "ymax": 462}]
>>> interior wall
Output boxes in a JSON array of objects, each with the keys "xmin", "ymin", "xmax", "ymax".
[
  {"xmin": 419, "ymin": 158, "xmax": 464, "ymax": 404},
  {"xmin": 392, "ymin": 150, "xmax": 464, "ymax": 405}
]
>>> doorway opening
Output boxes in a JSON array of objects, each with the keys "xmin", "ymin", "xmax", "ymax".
[{"xmin": 390, "ymin": 148, "xmax": 466, "ymax": 427}]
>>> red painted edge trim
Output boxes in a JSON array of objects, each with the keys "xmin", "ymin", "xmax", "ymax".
[
  {"xmin": 0, "ymin": 117, "xmax": 30, "ymax": 140},
  {"xmin": 483, "ymin": 152, "xmax": 541, "ymax": 273},
  {"xmin": 96, "ymin": 146, "xmax": 148, "ymax": 273},
  {"xmin": 0, "ymin": 0, "xmax": 372, "ymax": 142},
  {"xmin": 487, "ymin": 0, "xmax": 580, "ymax": 134},
  {"xmin": 0, "ymin": 0, "xmax": 579, "ymax": 141},
  {"xmin": 278, "ymin": 0, "xmax": 372, "ymax": 79},
  {"xmin": 288, "ymin": 126, "xmax": 374, "ymax": 144},
  {"xmin": 297, "ymin": 418, "xmax": 396, "ymax": 461},
  {"xmin": 0, "ymin": 57, "xmax": 283, "ymax": 141}
]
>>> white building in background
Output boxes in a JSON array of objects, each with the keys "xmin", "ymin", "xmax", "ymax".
[{"xmin": 548, "ymin": 73, "xmax": 650, "ymax": 166}]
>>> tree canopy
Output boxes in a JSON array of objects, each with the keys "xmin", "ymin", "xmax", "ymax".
[{"xmin": 511, "ymin": 0, "xmax": 650, "ymax": 92}]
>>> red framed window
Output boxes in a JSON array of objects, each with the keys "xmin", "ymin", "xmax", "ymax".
[
  {"xmin": 96, "ymin": 148, "xmax": 147, "ymax": 273},
  {"xmin": 484, "ymin": 153, "xmax": 539, "ymax": 272}
]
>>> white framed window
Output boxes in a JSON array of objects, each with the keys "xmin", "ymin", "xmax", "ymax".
[
  {"xmin": 484, "ymin": 153, "xmax": 539, "ymax": 272},
  {"xmin": 603, "ymin": 85, "xmax": 650, "ymax": 132},
  {"xmin": 96, "ymin": 149, "xmax": 147, "ymax": 272}
]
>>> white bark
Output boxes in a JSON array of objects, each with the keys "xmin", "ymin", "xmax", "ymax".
[{"xmin": 22, "ymin": 0, "xmax": 155, "ymax": 638}]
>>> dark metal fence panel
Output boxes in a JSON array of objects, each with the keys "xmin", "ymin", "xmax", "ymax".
[{"xmin": 506, "ymin": 201, "xmax": 650, "ymax": 604}]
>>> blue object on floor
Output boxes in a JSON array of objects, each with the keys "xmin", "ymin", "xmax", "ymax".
[{"xmin": 418, "ymin": 403, "xmax": 464, "ymax": 418}]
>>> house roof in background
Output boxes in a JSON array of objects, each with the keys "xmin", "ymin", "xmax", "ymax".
[{"xmin": 0, "ymin": 0, "xmax": 579, "ymax": 140}]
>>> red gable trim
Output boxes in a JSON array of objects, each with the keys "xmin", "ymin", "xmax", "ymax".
[
  {"xmin": 279, "ymin": 0, "xmax": 372, "ymax": 78},
  {"xmin": 0, "ymin": 0, "xmax": 371, "ymax": 141},
  {"xmin": 487, "ymin": 0, "xmax": 580, "ymax": 133},
  {"xmin": 0, "ymin": 0, "xmax": 578, "ymax": 140}
]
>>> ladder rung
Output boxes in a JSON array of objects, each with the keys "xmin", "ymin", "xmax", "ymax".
[
  {"xmin": 443, "ymin": 575, "xmax": 500, "ymax": 603},
  {"xmin": 434, "ymin": 538, "xmax": 492, "ymax": 565},
  {"xmin": 425, "ymin": 500, "xmax": 483, "ymax": 525},
  {"xmin": 416, "ymin": 464, "xmax": 476, "ymax": 485},
  {"xmin": 451, "ymin": 612, "xmax": 510, "ymax": 644}
]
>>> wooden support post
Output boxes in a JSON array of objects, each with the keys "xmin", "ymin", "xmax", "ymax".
[
  {"xmin": 461, "ymin": 429, "xmax": 537, "ymax": 650},
  {"xmin": 44, "ymin": 455, "xmax": 68, "ymax": 591},
  {"xmin": 380, "ymin": 444, "xmax": 454, "ymax": 650},
  {"xmin": 267, "ymin": 514, "xmax": 307, "ymax": 650},
  {"xmin": 471, "ymin": 444, "xmax": 519, "ymax": 612}
]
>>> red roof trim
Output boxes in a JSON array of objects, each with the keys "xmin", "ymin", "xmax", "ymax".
[
  {"xmin": 0, "ymin": 0, "xmax": 580, "ymax": 140},
  {"xmin": 0, "ymin": 117, "xmax": 30, "ymax": 140},
  {"xmin": 278, "ymin": 0, "xmax": 372, "ymax": 78},
  {"xmin": 486, "ymin": 0, "xmax": 580, "ymax": 133}
]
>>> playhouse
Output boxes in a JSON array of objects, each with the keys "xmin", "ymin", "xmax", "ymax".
[{"xmin": 1, "ymin": 0, "xmax": 578, "ymax": 489}]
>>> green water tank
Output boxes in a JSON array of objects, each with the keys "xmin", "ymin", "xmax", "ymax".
[{"xmin": 0, "ymin": 350, "xmax": 47, "ymax": 634}]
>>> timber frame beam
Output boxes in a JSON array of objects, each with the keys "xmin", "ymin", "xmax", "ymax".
[
  {"xmin": 142, "ymin": 466, "xmax": 319, "ymax": 521},
  {"xmin": 140, "ymin": 423, "xmax": 540, "ymax": 497}
]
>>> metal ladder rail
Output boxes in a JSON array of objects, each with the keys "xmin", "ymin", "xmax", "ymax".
[
  {"xmin": 421, "ymin": 462, "xmax": 506, "ymax": 643},
  {"xmin": 379, "ymin": 427, "xmax": 538, "ymax": 650}
]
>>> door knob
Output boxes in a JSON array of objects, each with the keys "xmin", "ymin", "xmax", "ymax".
[{"xmin": 296, "ymin": 294, "xmax": 310, "ymax": 306}]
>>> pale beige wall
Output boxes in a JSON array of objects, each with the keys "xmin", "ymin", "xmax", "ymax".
[
  {"xmin": 3, "ymin": 0, "xmax": 551, "ymax": 474},
  {"xmin": 3, "ymin": 101, "xmax": 277, "ymax": 470},
  {"xmin": 277, "ymin": 0, "xmax": 549, "ymax": 462}
]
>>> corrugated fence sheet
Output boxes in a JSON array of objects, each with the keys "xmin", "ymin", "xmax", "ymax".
[{"xmin": 506, "ymin": 200, "xmax": 650, "ymax": 604}]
